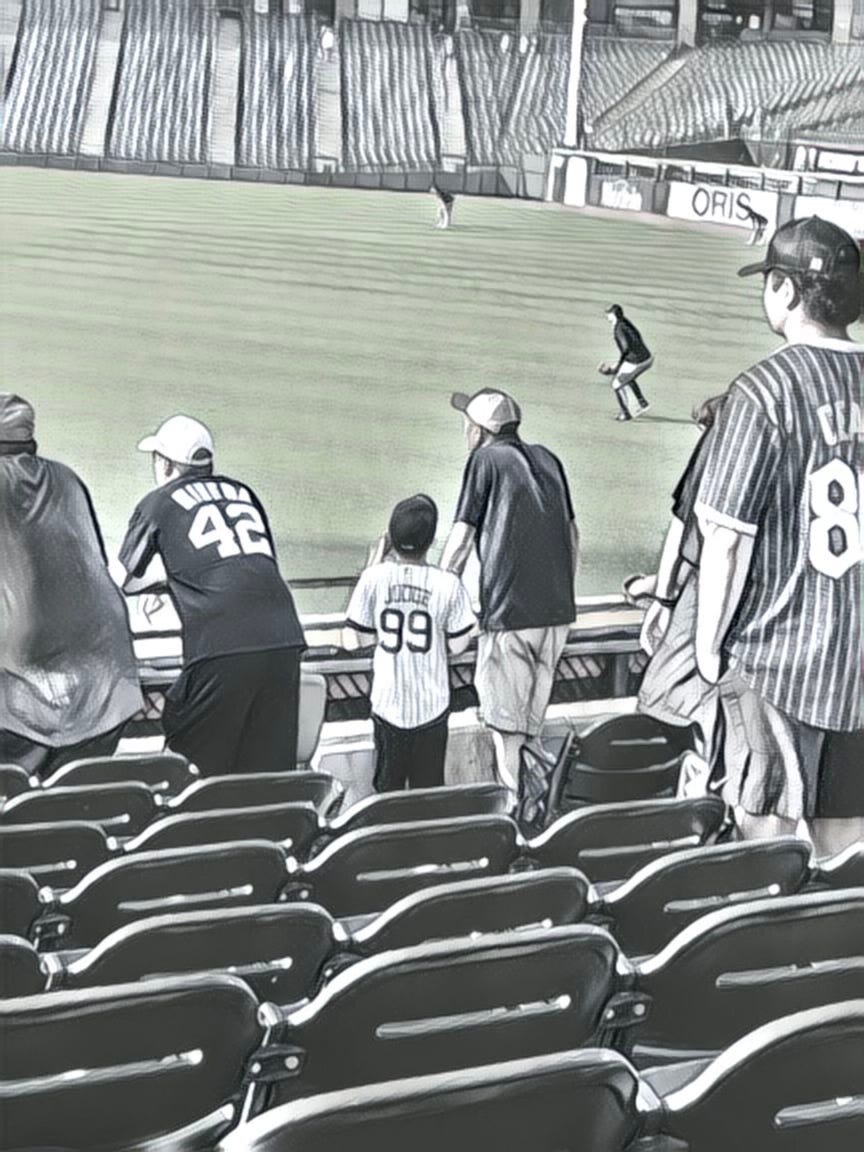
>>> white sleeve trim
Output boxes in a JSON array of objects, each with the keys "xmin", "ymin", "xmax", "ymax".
[{"xmin": 695, "ymin": 501, "xmax": 759, "ymax": 537}]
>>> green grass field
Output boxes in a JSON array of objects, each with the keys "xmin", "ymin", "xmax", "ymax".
[{"xmin": 1, "ymin": 168, "xmax": 783, "ymax": 612}]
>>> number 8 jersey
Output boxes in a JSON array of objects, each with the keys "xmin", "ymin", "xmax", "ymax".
[
  {"xmin": 119, "ymin": 474, "xmax": 305, "ymax": 664},
  {"xmin": 695, "ymin": 338, "xmax": 863, "ymax": 731},
  {"xmin": 346, "ymin": 561, "xmax": 475, "ymax": 729}
]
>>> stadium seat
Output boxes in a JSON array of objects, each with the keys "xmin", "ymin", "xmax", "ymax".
[
  {"xmin": 125, "ymin": 802, "xmax": 321, "ymax": 857},
  {"xmin": 626, "ymin": 889, "xmax": 864, "ymax": 1066},
  {"xmin": 0, "ymin": 820, "xmax": 116, "ymax": 888},
  {"xmin": 62, "ymin": 903, "xmax": 335, "ymax": 1003},
  {"xmin": 298, "ymin": 673, "xmax": 327, "ymax": 766},
  {"xmin": 322, "ymin": 784, "xmax": 513, "ymax": 838},
  {"xmin": 0, "ymin": 936, "xmax": 47, "ymax": 998},
  {"xmin": 167, "ymin": 772, "xmax": 342, "ymax": 818},
  {"xmin": 337, "ymin": 867, "xmax": 591, "ymax": 958},
  {"xmin": 32, "ymin": 840, "xmax": 291, "ymax": 950},
  {"xmin": 0, "ymin": 870, "xmax": 40, "ymax": 938},
  {"xmin": 572, "ymin": 714, "xmax": 695, "ymax": 770},
  {"xmin": 0, "ymin": 764, "xmax": 33, "ymax": 803},
  {"xmin": 217, "ymin": 1049, "xmax": 644, "ymax": 1152},
  {"xmin": 815, "ymin": 841, "xmax": 864, "ymax": 890},
  {"xmin": 256, "ymin": 925, "xmax": 624, "ymax": 1108},
  {"xmin": 0, "ymin": 974, "xmax": 263, "ymax": 1152},
  {"xmin": 653, "ymin": 1001, "xmax": 864, "ymax": 1151},
  {"xmin": 600, "ymin": 837, "xmax": 813, "ymax": 956},
  {"xmin": 282, "ymin": 816, "xmax": 521, "ymax": 918},
  {"xmin": 526, "ymin": 796, "xmax": 727, "ymax": 885},
  {"xmin": 41, "ymin": 752, "xmax": 198, "ymax": 796},
  {"xmin": 0, "ymin": 782, "xmax": 160, "ymax": 838}
]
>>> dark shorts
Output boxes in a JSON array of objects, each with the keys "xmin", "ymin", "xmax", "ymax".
[
  {"xmin": 372, "ymin": 710, "xmax": 449, "ymax": 792},
  {"xmin": 0, "ymin": 724, "xmax": 125, "ymax": 783},
  {"xmin": 715, "ymin": 670, "xmax": 864, "ymax": 820},
  {"xmin": 163, "ymin": 648, "xmax": 302, "ymax": 776}
]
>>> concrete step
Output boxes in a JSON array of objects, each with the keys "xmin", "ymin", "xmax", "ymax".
[
  {"xmin": 79, "ymin": 10, "xmax": 123, "ymax": 157},
  {"xmin": 209, "ymin": 13, "xmax": 241, "ymax": 167},
  {"xmin": 315, "ymin": 42, "xmax": 342, "ymax": 169},
  {"xmin": 434, "ymin": 37, "xmax": 467, "ymax": 166},
  {"xmin": 595, "ymin": 49, "xmax": 691, "ymax": 136}
]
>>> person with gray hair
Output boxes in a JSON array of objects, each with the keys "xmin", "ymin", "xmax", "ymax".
[{"xmin": 0, "ymin": 394, "xmax": 143, "ymax": 777}]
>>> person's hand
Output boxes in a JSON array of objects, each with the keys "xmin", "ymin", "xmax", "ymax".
[
  {"xmin": 697, "ymin": 648, "xmax": 722, "ymax": 685},
  {"xmin": 624, "ymin": 573, "xmax": 657, "ymax": 605},
  {"xmin": 597, "ymin": 361, "xmax": 615, "ymax": 376},
  {"xmin": 640, "ymin": 599, "xmax": 671, "ymax": 657}
]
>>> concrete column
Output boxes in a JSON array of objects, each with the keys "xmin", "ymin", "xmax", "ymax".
[
  {"xmin": 677, "ymin": 0, "xmax": 698, "ymax": 46},
  {"xmin": 833, "ymin": 0, "xmax": 854, "ymax": 42},
  {"xmin": 563, "ymin": 0, "xmax": 587, "ymax": 148},
  {"xmin": 520, "ymin": 0, "xmax": 541, "ymax": 34}
]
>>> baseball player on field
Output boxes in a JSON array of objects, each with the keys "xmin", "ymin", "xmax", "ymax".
[
  {"xmin": 306, "ymin": 495, "xmax": 475, "ymax": 791},
  {"xmin": 599, "ymin": 305, "xmax": 652, "ymax": 421},
  {"xmin": 694, "ymin": 217, "xmax": 863, "ymax": 856}
]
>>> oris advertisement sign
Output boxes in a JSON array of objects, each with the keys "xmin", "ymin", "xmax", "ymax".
[{"xmin": 667, "ymin": 182, "xmax": 779, "ymax": 231}]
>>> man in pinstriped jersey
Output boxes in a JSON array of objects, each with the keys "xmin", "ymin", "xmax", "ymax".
[{"xmin": 693, "ymin": 217, "xmax": 863, "ymax": 855}]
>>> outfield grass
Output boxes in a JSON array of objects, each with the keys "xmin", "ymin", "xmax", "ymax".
[{"xmin": 1, "ymin": 168, "xmax": 783, "ymax": 611}]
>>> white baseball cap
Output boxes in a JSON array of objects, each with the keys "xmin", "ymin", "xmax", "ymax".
[
  {"xmin": 450, "ymin": 389, "xmax": 521, "ymax": 433},
  {"xmin": 137, "ymin": 414, "xmax": 214, "ymax": 465}
]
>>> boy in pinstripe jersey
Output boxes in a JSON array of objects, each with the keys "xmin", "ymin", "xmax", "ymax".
[{"xmin": 694, "ymin": 217, "xmax": 863, "ymax": 854}]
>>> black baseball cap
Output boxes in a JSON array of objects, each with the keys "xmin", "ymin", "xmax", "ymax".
[
  {"xmin": 739, "ymin": 216, "xmax": 860, "ymax": 279},
  {"xmin": 389, "ymin": 494, "xmax": 438, "ymax": 556}
]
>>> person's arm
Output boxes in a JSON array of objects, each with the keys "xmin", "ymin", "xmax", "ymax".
[
  {"xmin": 612, "ymin": 322, "xmax": 631, "ymax": 374},
  {"xmin": 441, "ymin": 521, "xmax": 476, "ymax": 574},
  {"xmin": 118, "ymin": 503, "xmax": 166, "ymax": 594},
  {"xmin": 442, "ymin": 450, "xmax": 488, "ymax": 574},
  {"xmin": 695, "ymin": 518, "xmax": 755, "ymax": 683},
  {"xmin": 444, "ymin": 575, "xmax": 477, "ymax": 656},
  {"xmin": 639, "ymin": 515, "xmax": 688, "ymax": 656}
]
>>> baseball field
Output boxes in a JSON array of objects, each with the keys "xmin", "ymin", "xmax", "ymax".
[{"xmin": 1, "ymin": 167, "xmax": 787, "ymax": 612}]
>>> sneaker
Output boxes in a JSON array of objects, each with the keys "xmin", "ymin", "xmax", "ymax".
[
  {"xmin": 634, "ymin": 403, "xmax": 650, "ymax": 417},
  {"xmin": 615, "ymin": 412, "xmax": 632, "ymax": 422}
]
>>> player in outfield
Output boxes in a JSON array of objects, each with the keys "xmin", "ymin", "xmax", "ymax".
[
  {"xmin": 431, "ymin": 183, "xmax": 455, "ymax": 230},
  {"xmin": 306, "ymin": 495, "xmax": 475, "ymax": 791},
  {"xmin": 694, "ymin": 217, "xmax": 863, "ymax": 855},
  {"xmin": 600, "ymin": 305, "xmax": 652, "ymax": 421},
  {"xmin": 741, "ymin": 201, "xmax": 769, "ymax": 247},
  {"xmin": 119, "ymin": 415, "xmax": 305, "ymax": 776}
]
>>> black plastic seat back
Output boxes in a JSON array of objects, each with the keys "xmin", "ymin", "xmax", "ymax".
[
  {"xmin": 127, "ymin": 803, "xmax": 320, "ymax": 858},
  {"xmin": 0, "ymin": 974, "xmax": 262, "ymax": 1152},
  {"xmin": 661, "ymin": 1001, "xmax": 864, "ymax": 1151},
  {"xmin": 287, "ymin": 816, "xmax": 521, "ymax": 917},
  {"xmin": 575, "ymin": 714, "xmax": 694, "ymax": 770},
  {"xmin": 347, "ymin": 868, "xmax": 591, "ymax": 956},
  {"xmin": 560, "ymin": 753, "xmax": 684, "ymax": 808},
  {"xmin": 266, "ymin": 925, "xmax": 621, "ymax": 1106},
  {"xmin": 326, "ymin": 785, "xmax": 513, "ymax": 836},
  {"xmin": 0, "ymin": 870, "xmax": 40, "ymax": 938},
  {"xmin": 0, "ymin": 821, "xmax": 114, "ymax": 888},
  {"xmin": 604, "ymin": 838, "xmax": 812, "ymax": 956},
  {"xmin": 66, "ymin": 903, "xmax": 335, "ymax": 1003},
  {"xmin": 816, "ymin": 842, "xmax": 864, "ymax": 890},
  {"xmin": 43, "ymin": 753, "xmax": 197, "ymax": 797},
  {"xmin": 634, "ymin": 890, "xmax": 864, "ymax": 1059},
  {"xmin": 170, "ymin": 772, "xmax": 341, "ymax": 816},
  {"xmin": 0, "ymin": 764, "xmax": 32, "ymax": 803},
  {"xmin": 37, "ymin": 840, "xmax": 290, "ymax": 950},
  {"xmin": 219, "ymin": 1050, "xmax": 642, "ymax": 1152},
  {"xmin": 1, "ymin": 783, "xmax": 159, "ymax": 838},
  {"xmin": 529, "ymin": 796, "xmax": 726, "ymax": 884},
  {"xmin": 0, "ymin": 936, "xmax": 45, "ymax": 998}
]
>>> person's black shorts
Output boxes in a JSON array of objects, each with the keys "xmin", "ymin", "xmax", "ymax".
[
  {"xmin": 816, "ymin": 728, "xmax": 864, "ymax": 819},
  {"xmin": 372, "ymin": 710, "xmax": 449, "ymax": 792},
  {"xmin": 163, "ymin": 647, "xmax": 302, "ymax": 776}
]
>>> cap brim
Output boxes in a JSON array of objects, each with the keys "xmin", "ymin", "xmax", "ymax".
[
  {"xmin": 136, "ymin": 434, "xmax": 159, "ymax": 453},
  {"xmin": 737, "ymin": 260, "xmax": 769, "ymax": 278},
  {"xmin": 450, "ymin": 392, "xmax": 471, "ymax": 414}
]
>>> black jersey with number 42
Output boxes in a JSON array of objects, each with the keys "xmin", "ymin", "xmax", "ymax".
[{"xmin": 120, "ymin": 474, "xmax": 305, "ymax": 665}]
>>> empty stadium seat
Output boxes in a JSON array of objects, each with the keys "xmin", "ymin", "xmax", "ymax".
[
  {"xmin": 0, "ymin": 782, "xmax": 160, "ymax": 838},
  {"xmin": 257, "ymin": 925, "xmax": 623, "ymax": 1108},
  {"xmin": 168, "ymin": 772, "xmax": 341, "ymax": 817},
  {"xmin": 126, "ymin": 802, "xmax": 321, "ymax": 856},
  {"xmin": 0, "ymin": 821, "xmax": 115, "ymax": 888},
  {"xmin": 0, "ymin": 764, "xmax": 32, "ymax": 803},
  {"xmin": 0, "ymin": 936, "xmax": 47, "ymax": 998},
  {"xmin": 816, "ymin": 842, "xmax": 864, "ymax": 890},
  {"xmin": 42, "ymin": 752, "xmax": 197, "ymax": 796},
  {"xmin": 573, "ymin": 714, "xmax": 695, "ymax": 770},
  {"xmin": 601, "ymin": 837, "xmax": 813, "ymax": 956},
  {"xmin": 63, "ymin": 903, "xmax": 335, "ymax": 1003},
  {"xmin": 323, "ymin": 784, "xmax": 512, "ymax": 838},
  {"xmin": 0, "ymin": 974, "xmax": 263, "ymax": 1151},
  {"xmin": 33, "ymin": 840, "xmax": 291, "ymax": 950},
  {"xmin": 0, "ymin": 870, "xmax": 40, "ymax": 938},
  {"xmin": 627, "ymin": 889, "xmax": 864, "ymax": 1065},
  {"xmin": 217, "ymin": 1049, "xmax": 643, "ymax": 1152},
  {"xmin": 283, "ymin": 816, "xmax": 521, "ymax": 918},
  {"xmin": 340, "ymin": 868, "xmax": 591, "ymax": 958},
  {"xmin": 653, "ymin": 1001, "xmax": 864, "ymax": 1151},
  {"xmin": 527, "ymin": 797, "xmax": 727, "ymax": 885}
]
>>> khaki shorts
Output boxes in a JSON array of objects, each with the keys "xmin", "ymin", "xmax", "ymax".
[{"xmin": 475, "ymin": 626, "xmax": 570, "ymax": 738}]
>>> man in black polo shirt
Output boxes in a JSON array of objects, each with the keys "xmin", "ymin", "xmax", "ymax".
[
  {"xmin": 600, "ymin": 304, "xmax": 652, "ymax": 421},
  {"xmin": 441, "ymin": 390, "xmax": 579, "ymax": 792},
  {"xmin": 119, "ymin": 414, "xmax": 305, "ymax": 776}
]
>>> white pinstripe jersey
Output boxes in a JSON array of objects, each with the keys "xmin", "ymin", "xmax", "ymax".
[
  {"xmin": 696, "ymin": 337, "xmax": 863, "ymax": 731},
  {"xmin": 347, "ymin": 562, "xmax": 475, "ymax": 729}
]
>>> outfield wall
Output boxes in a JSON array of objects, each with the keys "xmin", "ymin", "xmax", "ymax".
[{"xmin": 548, "ymin": 148, "xmax": 864, "ymax": 239}]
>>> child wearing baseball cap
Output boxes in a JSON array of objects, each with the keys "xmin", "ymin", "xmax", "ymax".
[{"xmin": 306, "ymin": 495, "xmax": 475, "ymax": 791}]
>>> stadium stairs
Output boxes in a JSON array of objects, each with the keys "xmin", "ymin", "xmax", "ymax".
[
  {"xmin": 79, "ymin": 8, "xmax": 123, "ymax": 158},
  {"xmin": 315, "ymin": 31, "xmax": 344, "ymax": 172},
  {"xmin": 591, "ymin": 47, "xmax": 691, "ymax": 142},
  {"xmin": 209, "ymin": 11, "xmax": 241, "ymax": 168},
  {"xmin": 0, "ymin": 0, "xmax": 22, "ymax": 103}
]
